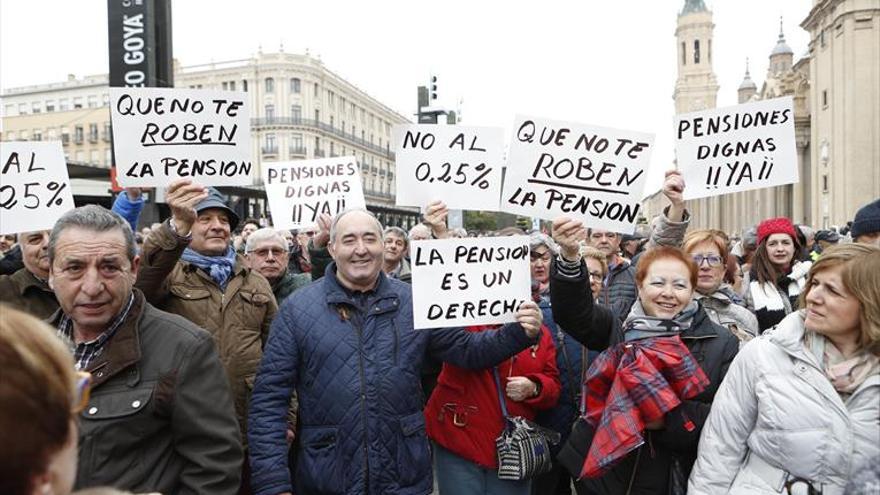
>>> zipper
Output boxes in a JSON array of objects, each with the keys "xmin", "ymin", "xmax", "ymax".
[
  {"xmin": 392, "ymin": 318, "xmax": 399, "ymax": 366},
  {"xmin": 351, "ymin": 315, "xmax": 370, "ymax": 492}
]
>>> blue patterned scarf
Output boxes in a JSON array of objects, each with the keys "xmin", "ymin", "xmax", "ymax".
[{"xmin": 182, "ymin": 246, "xmax": 236, "ymax": 291}]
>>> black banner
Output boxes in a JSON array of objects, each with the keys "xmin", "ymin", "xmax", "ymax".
[{"xmin": 107, "ymin": 0, "xmax": 173, "ymax": 88}]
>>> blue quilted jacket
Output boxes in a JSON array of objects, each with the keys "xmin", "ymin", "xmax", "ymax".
[{"xmin": 248, "ymin": 263, "xmax": 535, "ymax": 495}]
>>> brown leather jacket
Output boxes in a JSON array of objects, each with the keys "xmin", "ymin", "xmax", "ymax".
[
  {"xmin": 52, "ymin": 290, "xmax": 243, "ymax": 493},
  {"xmin": 135, "ymin": 220, "xmax": 278, "ymax": 444},
  {"xmin": 0, "ymin": 267, "xmax": 58, "ymax": 319}
]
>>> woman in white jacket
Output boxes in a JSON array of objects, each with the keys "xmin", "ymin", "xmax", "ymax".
[{"xmin": 689, "ymin": 243, "xmax": 880, "ymax": 495}]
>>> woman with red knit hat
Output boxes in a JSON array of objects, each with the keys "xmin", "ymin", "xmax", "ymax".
[{"xmin": 743, "ymin": 217, "xmax": 813, "ymax": 333}]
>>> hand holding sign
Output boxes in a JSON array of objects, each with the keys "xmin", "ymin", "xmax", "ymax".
[
  {"xmin": 423, "ymin": 200, "xmax": 449, "ymax": 239},
  {"xmin": 514, "ymin": 300, "xmax": 543, "ymax": 339},
  {"xmin": 551, "ymin": 216, "xmax": 585, "ymax": 262},
  {"xmin": 166, "ymin": 179, "xmax": 209, "ymax": 236},
  {"xmin": 662, "ymin": 170, "xmax": 687, "ymax": 222}
]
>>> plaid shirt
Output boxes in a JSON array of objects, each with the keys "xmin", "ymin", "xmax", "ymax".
[
  {"xmin": 57, "ymin": 293, "xmax": 135, "ymax": 371},
  {"xmin": 579, "ymin": 335, "xmax": 709, "ymax": 479}
]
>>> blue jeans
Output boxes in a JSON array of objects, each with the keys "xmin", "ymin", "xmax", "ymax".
[{"xmin": 434, "ymin": 442, "xmax": 531, "ymax": 495}]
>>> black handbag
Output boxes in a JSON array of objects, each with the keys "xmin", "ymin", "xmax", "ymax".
[{"xmin": 492, "ymin": 367, "xmax": 561, "ymax": 480}]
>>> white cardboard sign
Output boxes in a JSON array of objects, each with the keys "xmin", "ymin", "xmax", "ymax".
[
  {"xmin": 675, "ymin": 96, "xmax": 798, "ymax": 200},
  {"xmin": 263, "ymin": 156, "xmax": 366, "ymax": 230},
  {"xmin": 109, "ymin": 87, "xmax": 252, "ymax": 187},
  {"xmin": 0, "ymin": 141, "xmax": 75, "ymax": 235},
  {"xmin": 392, "ymin": 124, "xmax": 504, "ymax": 211},
  {"xmin": 410, "ymin": 236, "xmax": 531, "ymax": 330},
  {"xmin": 502, "ymin": 115, "xmax": 654, "ymax": 234}
]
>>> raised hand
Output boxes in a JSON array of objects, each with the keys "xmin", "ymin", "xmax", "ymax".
[
  {"xmin": 423, "ymin": 200, "xmax": 449, "ymax": 239},
  {"xmin": 663, "ymin": 169, "xmax": 686, "ymax": 222},
  {"xmin": 166, "ymin": 179, "xmax": 208, "ymax": 236},
  {"xmin": 515, "ymin": 300, "xmax": 543, "ymax": 339},
  {"xmin": 313, "ymin": 213, "xmax": 332, "ymax": 249},
  {"xmin": 551, "ymin": 216, "xmax": 585, "ymax": 262}
]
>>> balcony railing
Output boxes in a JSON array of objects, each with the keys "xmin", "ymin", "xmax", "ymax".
[
  {"xmin": 289, "ymin": 146, "xmax": 307, "ymax": 156},
  {"xmin": 251, "ymin": 116, "xmax": 395, "ymax": 159},
  {"xmin": 262, "ymin": 146, "xmax": 278, "ymax": 155}
]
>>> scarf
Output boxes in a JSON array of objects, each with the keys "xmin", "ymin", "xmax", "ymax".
[
  {"xmin": 181, "ymin": 246, "xmax": 236, "ymax": 291},
  {"xmin": 749, "ymin": 260, "xmax": 811, "ymax": 333},
  {"xmin": 805, "ymin": 331, "xmax": 880, "ymax": 396},
  {"xmin": 623, "ymin": 299, "xmax": 699, "ymax": 341}
]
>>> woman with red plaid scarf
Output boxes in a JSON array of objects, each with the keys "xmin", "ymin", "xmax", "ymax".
[{"xmin": 548, "ymin": 216, "xmax": 740, "ymax": 495}]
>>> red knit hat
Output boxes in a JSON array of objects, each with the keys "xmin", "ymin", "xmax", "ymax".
[{"xmin": 757, "ymin": 217, "xmax": 797, "ymax": 246}]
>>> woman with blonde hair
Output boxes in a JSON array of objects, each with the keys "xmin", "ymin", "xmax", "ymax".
[
  {"xmin": 0, "ymin": 305, "xmax": 88, "ymax": 495},
  {"xmin": 689, "ymin": 244, "xmax": 880, "ymax": 494}
]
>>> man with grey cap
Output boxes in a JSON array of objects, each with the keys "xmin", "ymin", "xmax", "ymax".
[{"xmin": 135, "ymin": 179, "xmax": 278, "ymax": 493}]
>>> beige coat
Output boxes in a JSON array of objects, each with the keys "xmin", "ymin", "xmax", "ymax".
[{"xmin": 136, "ymin": 220, "xmax": 278, "ymax": 443}]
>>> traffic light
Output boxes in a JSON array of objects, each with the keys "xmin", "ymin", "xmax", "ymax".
[{"xmin": 430, "ymin": 75, "xmax": 438, "ymax": 100}]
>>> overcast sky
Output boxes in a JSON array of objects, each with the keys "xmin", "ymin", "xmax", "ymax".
[{"xmin": 1, "ymin": 0, "xmax": 812, "ymax": 194}]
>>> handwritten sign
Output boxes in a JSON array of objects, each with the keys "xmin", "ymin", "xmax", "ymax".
[
  {"xmin": 263, "ymin": 156, "xmax": 366, "ymax": 230},
  {"xmin": 109, "ymin": 87, "xmax": 252, "ymax": 187},
  {"xmin": 0, "ymin": 141, "xmax": 75, "ymax": 235},
  {"xmin": 502, "ymin": 115, "xmax": 654, "ymax": 234},
  {"xmin": 675, "ymin": 96, "xmax": 797, "ymax": 200},
  {"xmin": 392, "ymin": 125, "xmax": 504, "ymax": 210},
  {"xmin": 411, "ymin": 236, "xmax": 530, "ymax": 329}
]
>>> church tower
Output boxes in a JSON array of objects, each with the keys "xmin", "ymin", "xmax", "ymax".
[
  {"xmin": 768, "ymin": 17, "xmax": 794, "ymax": 76},
  {"xmin": 673, "ymin": 0, "xmax": 719, "ymax": 114},
  {"xmin": 738, "ymin": 58, "xmax": 758, "ymax": 103}
]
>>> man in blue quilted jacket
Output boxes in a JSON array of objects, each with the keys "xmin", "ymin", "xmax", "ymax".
[{"xmin": 248, "ymin": 209, "xmax": 543, "ymax": 495}]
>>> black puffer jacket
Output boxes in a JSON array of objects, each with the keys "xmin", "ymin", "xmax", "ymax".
[{"xmin": 550, "ymin": 261, "xmax": 739, "ymax": 495}]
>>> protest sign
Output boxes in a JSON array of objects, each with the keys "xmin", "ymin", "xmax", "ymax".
[
  {"xmin": 263, "ymin": 156, "xmax": 366, "ymax": 230},
  {"xmin": 411, "ymin": 236, "xmax": 530, "ymax": 329},
  {"xmin": 0, "ymin": 141, "xmax": 75, "ymax": 235},
  {"xmin": 392, "ymin": 125, "xmax": 504, "ymax": 210},
  {"xmin": 109, "ymin": 87, "xmax": 252, "ymax": 187},
  {"xmin": 502, "ymin": 115, "xmax": 654, "ymax": 234},
  {"xmin": 675, "ymin": 96, "xmax": 797, "ymax": 200}
]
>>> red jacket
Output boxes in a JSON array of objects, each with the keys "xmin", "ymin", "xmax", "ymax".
[{"xmin": 424, "ymin": 324, "xmax": 561, "ymax": 469}]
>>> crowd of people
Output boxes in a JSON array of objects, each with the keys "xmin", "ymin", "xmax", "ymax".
[{"xmin": 0, "ymin": 171, "xmax": 878, "ymax": 495}]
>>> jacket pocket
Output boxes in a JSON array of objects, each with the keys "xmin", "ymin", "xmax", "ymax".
[
  {"xmin": 397, "ymin": 411, "xmax": 431, "ymax": 488},
  {"xmin": 80, "ymin": 387, "xmax": 154, "ymax": 481},
  {"xmin": 169, "ymin": 285, "xmax": 212, "ymax": 328},
  {"xmin": 295, "ymin": 426, "xmax": 343, "ymax": 494}
]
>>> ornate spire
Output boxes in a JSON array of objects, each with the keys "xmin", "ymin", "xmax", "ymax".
[
  {"xmin": 680, "ymin": 0, "xmax": 707, "ymax": 16},
  {"xmin": 739, "ymin": 58, "xmax": 757, "ymax": 90},
  {"xmin": 771, "ymin": 16, "xmax": 793, "ymax": 56}
]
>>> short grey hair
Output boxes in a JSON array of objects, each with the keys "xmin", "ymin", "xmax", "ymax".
[
  {"xmin": 48, "ymin": 205, "xmax": 136, "ymax": 263},
  {"xmin": 383, "ymin": 226, "xmax": 408, "ymax": 247},
  {"xmin": 408, "ymin": 223, "xmax": 431, "ymax": 240},
  {"xmin": 245, "ymin": 228, "xmax": 288, "ymax": 254},
  {"xmin": 529, "ymin": 232, "xmax": 559, "ymax": 256},
  {"xmin": 329, "ymin": 208, "xmax": 383, "ymax": 244}
]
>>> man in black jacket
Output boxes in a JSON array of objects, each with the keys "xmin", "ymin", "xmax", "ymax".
[{"xmin": 47, "ymin": 204, "xmax": 242, "ymax": 494}]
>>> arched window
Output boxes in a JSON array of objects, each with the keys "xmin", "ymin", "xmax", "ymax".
[
  {"xmin": 694, "ymin": 40, "xmax": 701, "ymax": 64},
  {"xmin": 265, "ymin": 77, "xmax": 274, "ymax": 93}
]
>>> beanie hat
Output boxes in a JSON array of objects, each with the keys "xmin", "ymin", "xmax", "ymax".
[
  {"xmin": 757, "ymin": 217, "xmax": 797, "ymax": 246},
  {"xmin": 851, "ymin": 199, "xmax": 880, "ymax": 239}
]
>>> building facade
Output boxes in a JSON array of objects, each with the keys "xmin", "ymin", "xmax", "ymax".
[
  {"xmin": 663, "ymin": 0, "xmax": 879, "ymax": 235},
  {"xmin": 1, "ymin": 50, "xmax": 418, "ymax": 227}
]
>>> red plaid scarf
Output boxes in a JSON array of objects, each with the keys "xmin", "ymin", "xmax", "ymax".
[{"xmin": 579, "ymin": 335, "xmax": 709, "ymax": 479}]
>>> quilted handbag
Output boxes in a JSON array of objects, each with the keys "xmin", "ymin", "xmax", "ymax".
[{"xmin": 492, "ymin": 368, "xmax": 561, "ymax": 480}]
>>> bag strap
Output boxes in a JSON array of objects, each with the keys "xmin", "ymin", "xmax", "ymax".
[{"xmin": 492, "ymin": 367, "xmax": 510, "ymax": 419}]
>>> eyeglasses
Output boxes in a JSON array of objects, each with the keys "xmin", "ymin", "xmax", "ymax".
[
  {"xmin": 692, "ymin": 254, "xmax": 724, "ymax": 267},
  {"xmin": 588, "ymin": 271, "xmax": 604, "ymax": 282},
  {"xmin": 72, "ymin": 371, "xmax": 92, "ymax": 414},
  {"xmin": 252, "ymin": 247, "xmax": 287, "ymax": 258}
]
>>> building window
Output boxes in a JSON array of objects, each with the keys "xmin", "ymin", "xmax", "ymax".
[
  {"xmin": 291, "ymin": 104, "xmax": 302, "ymax": 120},
  {"xmin": 105, "ymin": 148, "xmax": 112, "ymax": 165},
  {"xmin": 708, "ymin": 40, "xmax": 712, "ymax": 63},
  {"xmin": 242, "ymin": 80, "xmax": 248, "ymax": 92},
  {"xmin": 222, "ymin": 82, "xmax": 229, "ymax": 90},
  {"xmin": 4, "ymin": 104, "xmax": 14, "ymax": 116},
  {"xmin": 822, "ymin": 90, "xmax": 828, "ymax": 108},
  {"xmin": 328, "ymin": 90, "xmax": 335, "ymax": 108},
  {"xmin": 315, "ymin": 109, "xmax": 320, "ymax": 122},
  {"xmin": 264, "ymin": 133, "xmax": 277, "ymax": 153},
  {"xmin": 75, "ymin": 150, "xmax": 84, "ymax": 162},
  {"xmin": 265, "ymin": 78, "xmax": 275, "ymax": 93},
  {"xmin": 290, "ymin": 78, "xmax": 301, "ymax": 93},
  {"xmin": 33, "ymin": 129, "xmax": 42, "ymax": 141},
  {"xmin": 694, "ymin": 40, "xmax": 701, "ymax": 64},
  {"xmin": 48, "ymin": 128, "xmax": 57, "ymax": 140},
  {"xmin": 330, "ymin": 142, "xmax": 335, "ymax": 155},
  {"xmin": 74, "ymin": 125, "xmax": 84, "ymax": 144},
  {"xmin": 18, "ymin": 103, "xmax": 27, "ymax": 114},
  {"xmin": 314, "ymin": 83, "xmax": 319, "ymax": 96},
  {"xmin": 330, "ymin": 116, "xmax": 334, "ymax": 129},
  {"xmin": 88, "ymin": 95, "xmax": 98, "ymax": 108},
  {"xmin": 290, "ymin": 133, "xmax": 303, "ymax": 151},
  {"xmin": 89, "ymin": 123, "xmax": 99, "ymax": 143},
  {"xmin": 265, "ymin": 104, "xmax": 275, "ymax": 119},
  {"xmin": 73, "ymin": 97, "xmax": 83, "ymax": 109},
  {"xmin": 59, "ymin": 98, "xmax": 69, "ymax": 111},
  {"xmin": 103, "ymin": 122, "xmax": 112, "ymax": 142},
  {"xmin": 90, "ymin": 150, "xmax": 99, "ymax": 165},
  {"xmin": 32, "ymin": 102, "xmax": 42, "ymax": 113},
  {"xmin": 820, "ymin": 29, "xmax": 826, "ymax": 48},
  {"xmin": 822, "ymin": 175, "xmax": 828, "ymax": 192}
]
